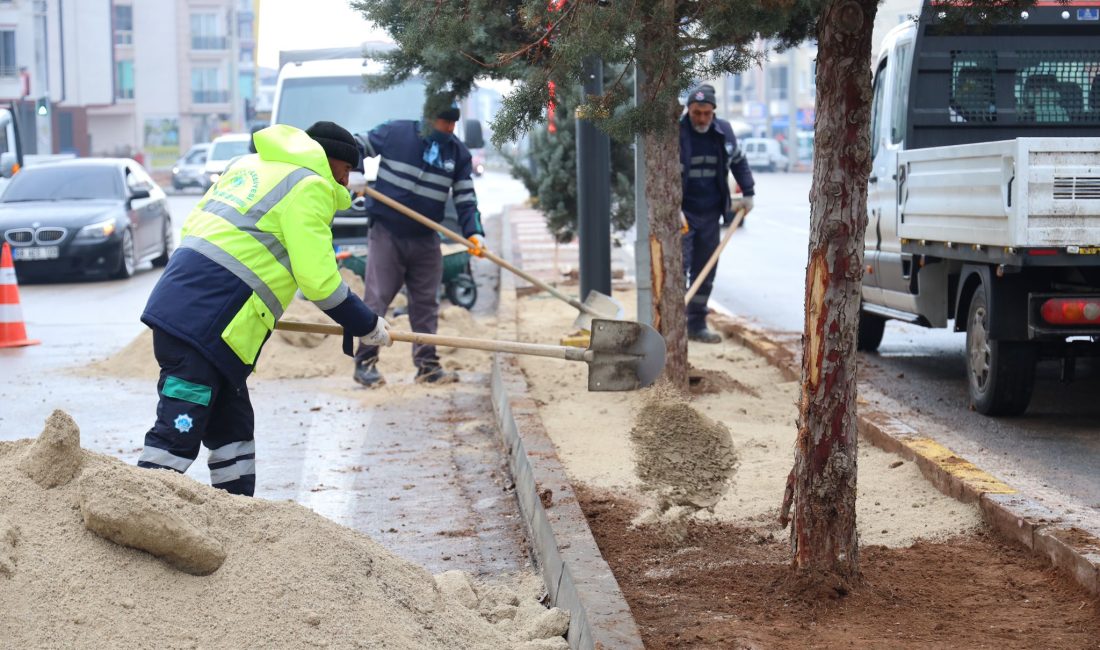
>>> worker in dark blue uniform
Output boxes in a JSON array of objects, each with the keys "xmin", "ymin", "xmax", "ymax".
[
  {"xmin": 352, "ymin": 99, "xmax": 485, "ymax": 387},
  {"xmin": 679, "ymin": 83, "xmax": 756, "ymax": 343}
]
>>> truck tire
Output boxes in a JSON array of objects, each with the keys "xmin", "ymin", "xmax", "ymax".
[
  {"xmin": 857, "ymin": 308, "xmax": 886, "ymax": 352},
  {"xmin": 965, "ymin": 289, "xmax": 1037, "ymax": 416}
]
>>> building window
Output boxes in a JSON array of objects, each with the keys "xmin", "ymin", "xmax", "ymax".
[
  {"xmin": 191, "ymin": 67, "xmax": 227, "ymax": 103},
  {"xmin": 191, "ymin": 12, "xmax": 226, "ymax": 50},
  {"xmin": 769, "ymin": 65, "xmax": 789, "ymax": 102},
  {"xmin": 116, "ymin": 59, "xmax": 134, "ymax": 99},
  {"xmin": 729, "ymin": 74, "xmax": 743, "ymax": 104},
  {"xmin": 0, "ymin": 30, "xmax": 15, "ymax": 78},
  {"xmin": 113, "ymin": 4, "xmax": 133, "ymax": 46}
]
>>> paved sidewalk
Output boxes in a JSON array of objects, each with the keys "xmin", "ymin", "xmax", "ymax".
[{"xmin": 507, "ymin": 207, "xmax": 629, "ymax": 293}]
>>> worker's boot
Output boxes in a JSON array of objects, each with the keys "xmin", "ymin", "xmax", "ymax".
[
  {"xmin": 688, "ymin": 328, "xmax": 722, "ymax": 344},
  {"xmin": 415, "ymin": 363, "xmax": 458, "ymax": 385},
  {"xmin": 353, "ymin": 358, "xmax": 385, "ymax": 388}
]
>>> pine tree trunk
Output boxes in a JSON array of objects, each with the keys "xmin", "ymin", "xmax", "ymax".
[
  {"xmin": 638, "ymin": 0, "xmax": 689, "ymax": 390},
  {"xmin": 779, "ymin": 0, "xmax": 878, "ymax": 583}
]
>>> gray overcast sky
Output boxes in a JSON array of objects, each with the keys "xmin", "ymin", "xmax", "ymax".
[{"xmin": 257, "ymin": 0, "xmax": 390, "ymax": 70}]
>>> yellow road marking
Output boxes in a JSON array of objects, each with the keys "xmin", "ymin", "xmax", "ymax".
[{"xmin": 905, "ymin": 438, "xmax": 1016, "ymax": 495}]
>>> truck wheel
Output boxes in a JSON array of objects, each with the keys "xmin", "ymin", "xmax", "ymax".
[
  {"xmin": 965, "ymin": 289, "xmax": 1037, "ymax": 416},
  {"xmin": 857, "ymin": 309, "xmax": 886, "ymax": 352}
]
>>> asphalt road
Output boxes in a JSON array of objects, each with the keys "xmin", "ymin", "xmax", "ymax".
[{"xmin": 709, "ymin": 171, "xmax": 1100, "ymax": 531}]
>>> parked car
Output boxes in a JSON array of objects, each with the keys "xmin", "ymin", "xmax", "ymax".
[
  {"xmin": 742, "ymin": 137, "xmax": 790, "ymax": 172},
  {"xmin": 202, "ymin": 133, "xmax": 252, "ymax": 190},
  {"xmin": 171, "ymin": 143, "xmax": 211, "ymax": 190},
  {"xmin": 0, "ymin": 158, "xmax": 172, "ymax": 280}
]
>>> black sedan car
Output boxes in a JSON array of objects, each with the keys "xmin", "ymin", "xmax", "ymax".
[{"xmin": 0, "ymin": 158, "xmax": 173, "ymax": 280}]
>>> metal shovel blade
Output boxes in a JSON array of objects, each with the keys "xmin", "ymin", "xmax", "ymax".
[
  {"xmin": 572, "ymin": 290, "xmax": 625, "ymax": 331},
  {"xmin": 585, "ymin": 318, "xmax": 666, "ymax": 391}
]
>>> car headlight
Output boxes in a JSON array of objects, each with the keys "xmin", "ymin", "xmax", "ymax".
[
  {"xmin": 209, "ymin": 173, "xmax": 220, "ymax": 183},
  {"xmin": 74, "ymin": 218, "xmax": 117, "ymax": 241},
  {"xmin": 172, "ymin": 166, "xmax": 180, "ymax": 174}
]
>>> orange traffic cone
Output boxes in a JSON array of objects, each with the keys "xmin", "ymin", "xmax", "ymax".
[{"xmin": 0, "ymin": 242, "xmax": 39, "ymax": 348}]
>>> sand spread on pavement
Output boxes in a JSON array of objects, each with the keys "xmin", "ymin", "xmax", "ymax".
[
  {"xmin": 514, "ymin": 291, "xmax": 983, "ymax": 548},
  {"xmin": 0, "ymin": 410, "xmax": 568, "ymax": 650},
  {"xmin": 83, "ymin": 266, "xmax": 491, "ymax": 383}
]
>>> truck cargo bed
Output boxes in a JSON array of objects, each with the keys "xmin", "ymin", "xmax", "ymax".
[{"xmin": 898, "ymin": 138, "xmax": 1100, "ymax": 249}]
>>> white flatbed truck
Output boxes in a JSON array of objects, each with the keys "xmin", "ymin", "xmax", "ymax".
[{"xmin": 861, "ymin": 2, "xmax": 1100, "ymax": 415}]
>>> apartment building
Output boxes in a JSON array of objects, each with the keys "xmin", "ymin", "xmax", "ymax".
[
  {"xmin": 0, "ymin": 0, "xmax": 112, "ymax": 157},
  {"xmin": 89, "ymin": 0, "xmax": 257, "ymax": 169}
]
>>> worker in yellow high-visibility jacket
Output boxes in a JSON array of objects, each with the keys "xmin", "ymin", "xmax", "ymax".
[{"xmin": 137, "ymin": 121, "xmax": 391, "ymax": 496}]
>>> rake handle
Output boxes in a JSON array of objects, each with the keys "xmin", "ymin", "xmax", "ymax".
[
  {"xmin": 274, "ymin": 319, "xmax": 588, "ymax": 362},
  {"xmin": 684, "ymin": 208, "xmax": 746, "ymax": 305},
  {"xmin": 363, "ymin": 186, "xmax": 594, "ymax": 315}
]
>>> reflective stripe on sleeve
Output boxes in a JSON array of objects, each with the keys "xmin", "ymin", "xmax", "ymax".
[
  {"xmin": 313, "ymin": 281, "xmax": 349, "ymax": 311},
  {"xmin": 453, "ymin": 179, "xmax": 475, "ymax": 192},
  {"xmin": 179, "ymin": 236, "xmax": 285, "ymax": 320},
  {"xmin": 455, "ymin": 194, "xmax": 477, "ymax": 205},
  {"xmin": 376, "ymin": 167, "xmax": 449, "ymax": 202}
]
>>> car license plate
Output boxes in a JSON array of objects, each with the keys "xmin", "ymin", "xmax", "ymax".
[
  {"xmin": 13, "ymin": 246, "xmax": 60, "ymax": 261},
  {"xmin": 335, "ymin": 244, "xmax": 369, "ymax": 257}
]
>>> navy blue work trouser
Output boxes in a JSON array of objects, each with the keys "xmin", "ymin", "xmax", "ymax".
[
  {"xmin": 138, "ymin": 328, "xmax": 256, "ymax": 496},
  {"xmin": 682, "ymin": 210, "xmax": 722, "ymax": 332}
]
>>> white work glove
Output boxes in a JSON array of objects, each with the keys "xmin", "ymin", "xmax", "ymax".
[
  {"xmin": 359, "ymin": 316, "xmax": 392, "ymax": 347},
  {"xmin": 737, "ymin": 195, "xmax": 754, "ymax": 216}
]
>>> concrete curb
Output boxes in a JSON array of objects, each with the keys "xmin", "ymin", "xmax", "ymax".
[
  {"xmin": 712, "ymin": 313, "xmax": 1100, "ymax": 596},
  {"xmin": 489, "ymin": 208, "xmax": 645, "ymax": 650}
]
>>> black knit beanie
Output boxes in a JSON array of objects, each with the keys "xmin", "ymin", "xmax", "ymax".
[
  {"xmin": 687, "ymin": 84, "xmax": 717, "ymax": 108},
  {"xmin": 436, "ymin": 103, "xmax": 461, "ymax": 122},
  {"xmin": 305, "ymin": 121, "xmax": 360, "ymax": 167}
]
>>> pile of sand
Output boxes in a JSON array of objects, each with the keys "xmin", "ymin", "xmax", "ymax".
[
  {"xmin": 84, "ymin": 268, "xmax": 491, "ymax": 383},
  {"xmin": 0, "ymin": 411, "xmax": 568, "ymax": 649},
  {"xmin": 515, "ymin": 291, "xmax": 984, "ymax": 548}
]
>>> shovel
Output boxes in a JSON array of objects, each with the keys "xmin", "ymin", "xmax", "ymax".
[
  {"xmin": 684, "ymin": 208, "xmax": 746, "ymax": 305},
  {"xmin": 274, "ymin": 318, "xmax": 666, "ymax": 391},
  {"xmin": 364, "ymin": 186, "xmax": 622, "ymax": 330}
]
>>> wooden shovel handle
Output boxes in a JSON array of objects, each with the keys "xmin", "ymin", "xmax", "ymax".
[
  {"xmin": 274, "ymin": 319, "xmax": 587, "ymax": 362},
  {"xmin": 684, "ymin": 208, "xmax": 746, "ymax": 305},
  {"xmin": 363, "ymin": 186, "xmax": 594, "ymax": 315}
]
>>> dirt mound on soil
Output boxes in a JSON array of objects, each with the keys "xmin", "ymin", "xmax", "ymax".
[
  {"xmin": 688, "ymin": 367, "xmax": 760, "ymax": 397},
  {"xmin": 0, "ymin": 411, "xmax": 568, "ymax": 650},
  {"xmin": 630, "ymin": 391, "xmax": 737, "ymax": 512}
]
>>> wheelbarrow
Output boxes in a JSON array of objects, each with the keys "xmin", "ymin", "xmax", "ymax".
[{"xmin": 335, "ymin": 241, "xmax": 478, "ymax": 310}]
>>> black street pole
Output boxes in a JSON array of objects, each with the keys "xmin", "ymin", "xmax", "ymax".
[{"xmin": 576, "ymin": 55, "xmax": 612, "ymax": 301}]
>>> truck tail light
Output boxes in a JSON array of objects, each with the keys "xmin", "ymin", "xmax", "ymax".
[{"xmin": 1040, "ymin": 298, "xmax": 1100, "ymax": 325}]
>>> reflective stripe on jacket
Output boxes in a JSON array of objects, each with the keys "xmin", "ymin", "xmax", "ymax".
[
  {"xmin": 363, "ymin": 120, "xmax": 483, "ymax": 239},
  {"xmin": 679, "ymin": 116, "xmax": 756, "ymax": 218},
  {"xmin": 142, "ymin": 124, "xmax": 358, "ymax": 386}
]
